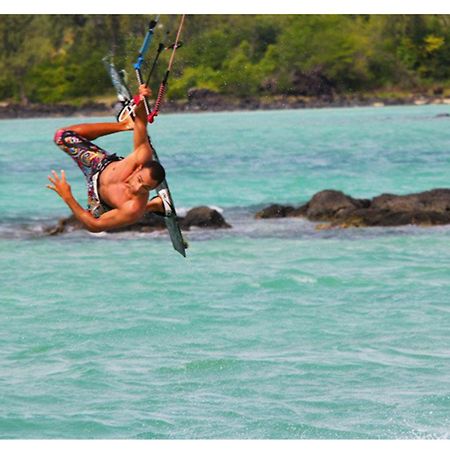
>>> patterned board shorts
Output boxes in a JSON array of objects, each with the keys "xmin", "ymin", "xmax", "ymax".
[{"xmin": 53, "ymin": 129, "xmax": 123, "ymax": 218}]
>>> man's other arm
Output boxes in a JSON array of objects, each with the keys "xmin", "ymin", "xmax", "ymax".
[{"xmin": 47, "ymin": 170, "xmax": 142, "ymax": 232}]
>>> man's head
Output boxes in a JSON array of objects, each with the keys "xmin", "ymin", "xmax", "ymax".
[{"xmin": 129, "ymin": 160, "xmax": 166, "ymax": 195}]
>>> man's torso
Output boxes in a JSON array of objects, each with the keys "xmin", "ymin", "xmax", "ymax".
[{"xmin": 98, "ymin": 156, "xmax": 148, "ymax": 213}]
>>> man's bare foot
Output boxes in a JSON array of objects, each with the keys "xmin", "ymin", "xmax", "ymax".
[
  {"xmin": 122, "ymin": 111, "xmax": 135, "ymax": 130},
  {"xmin": 147, "ymin": 195, "xmax": 165, "ymax": 214}
]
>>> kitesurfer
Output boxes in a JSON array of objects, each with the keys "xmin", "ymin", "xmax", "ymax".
[{"xmin": 48, "ymin": 84, "xmax": 173, "ymax": 232}]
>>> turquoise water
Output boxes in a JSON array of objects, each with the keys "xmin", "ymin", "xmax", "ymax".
[{"xmin": 1, "ymin": 106, "xmax": 450, "ymax": 439}]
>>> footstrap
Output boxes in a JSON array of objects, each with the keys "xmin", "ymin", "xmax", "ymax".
[{"xmin": 116, "ymin": 99, "xmax": 137, "ymax": 123}]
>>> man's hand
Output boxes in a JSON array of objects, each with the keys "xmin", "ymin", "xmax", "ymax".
[
  {"xmin": 138, "ymin": 84, "xmax": 152, "ymax": 100},
  {"xmin": 46, "ymin": 169, "xmax": 143, "ymax": 233},
  {"xmin": 47, "ymin": 170, "xmax": 72, "ymax": 201},
  {"xmin": 134, "ymin": 84, "xmax": 153, "ymax": 122}
]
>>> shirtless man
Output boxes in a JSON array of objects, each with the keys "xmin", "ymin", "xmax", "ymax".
[{"xmin": 48, "ymin": 84, "xmax": 170, "ymax": 232}]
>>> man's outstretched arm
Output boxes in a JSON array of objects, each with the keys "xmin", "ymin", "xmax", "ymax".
[
  {"xmin": 47, "ymin": 170, "xmax": 141, "ymax": 232},
  {"xmin": 132, "ymin": 84, "xmax": 155, "ymax": 165}
]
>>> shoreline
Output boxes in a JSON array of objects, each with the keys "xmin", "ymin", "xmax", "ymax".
[{"xmin": 1, "ymin": 92, "xmax": 450, "ymax": 119}]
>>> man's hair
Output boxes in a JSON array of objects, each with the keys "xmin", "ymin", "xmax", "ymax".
[{"xmin": 142, "ymin": 160, "xmax": 166, "ymax": 185}]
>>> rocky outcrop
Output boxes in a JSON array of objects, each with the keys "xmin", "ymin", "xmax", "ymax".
[
  {"xmin": 255, "ymin": 189, "xmax": 450, "ymax": 228},
  {"xmin": 44, "ymin": 212, "xmax": 167, "ymax": 235},
  {"xmin": 44, "ymin": 206, "xmax": 231, "ymax": 235},
  {"xmin": 254, "ymin": 190, "xmax": 367, "ymax": 221},
  {"xmin": 46, "ymin": 215, "xmax": 85, "ymax": 235},
  {"xmin": 302, "ymin": 190, "xmax": 371, "ymax": 221},
  {"xmin": 181, "ymin": 206, "xmax": 231, "ymax": 230},
  {"xmin": 255, "ymin": 204, "xmax": 301, "ymax": 219}
]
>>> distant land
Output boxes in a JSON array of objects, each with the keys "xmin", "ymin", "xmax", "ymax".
[{"xmin": 2, "ymin": 89, "xmax": 450, "ymax": 119}]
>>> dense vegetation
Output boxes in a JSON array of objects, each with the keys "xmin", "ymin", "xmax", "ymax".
[{"xmin": 1, "ymin": 14, "xmax": 450, "ymax": 105}]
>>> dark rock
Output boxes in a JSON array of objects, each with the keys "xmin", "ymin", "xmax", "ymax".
[
  {"xmin": 45, "ymin": 215, "xmax": 84, "ymax": 235},
  {"xmin": 255, "ymin": 204, "xmax": 296, "ymax": 219},
  {"xmin": 255, "ymin": 188, "xmax": 450, "ymax": 228},
  {"xmin": 371, "ymin": 189, "xmax": 450, "ymax": 213},
  {"xmin": 108, "ymin": 213, "xmax": 167, "ymax": 233},
  {"xmin": 44, "ymin": 212, "xmax": 167, "ymax": 235},
  {"xmin": 44, "ymin": 206, "xmax": 231, "ymax": 235},
  {"xmin": 181, "ymin": 206, "xmax": 231, "ymax": 230},
  {"xmin": 292, "ymin": 203, "xmax": 309, "ymax": 217},
  {"xmin": 305, "ymin": 190, "xmax": 370, "ymax": 221},
  {"xmin": 345, "ymin": 209, "xmax": 450, "ymax": 227}
]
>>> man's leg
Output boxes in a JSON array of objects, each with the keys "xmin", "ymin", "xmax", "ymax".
[
  {"xmin": 53, "ymin": 127, "xmax": 120, "ymax": 179},
  {"xmin": 62, "ymin": 116, "xmax": 133, "ymax": 141}
]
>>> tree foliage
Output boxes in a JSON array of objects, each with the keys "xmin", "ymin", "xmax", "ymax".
[{"xmin": 1, "ymin": 14, "xmax": 450, "ymax": 103}]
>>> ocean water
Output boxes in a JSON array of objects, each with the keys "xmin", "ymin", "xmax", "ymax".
[{"xmin": 1, "ymin": 105, "xmax": 450, "ymax": 439}]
